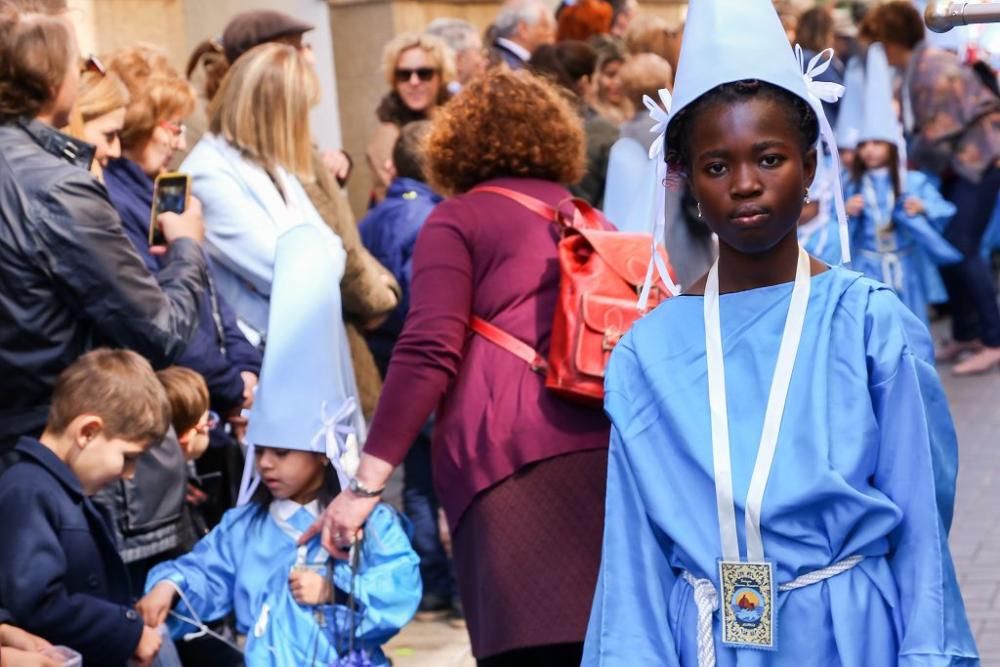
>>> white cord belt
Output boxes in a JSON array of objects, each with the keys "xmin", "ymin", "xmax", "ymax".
[{"xmin": 681, "ymin": 555, "xmax": 864, "ymax": 667}]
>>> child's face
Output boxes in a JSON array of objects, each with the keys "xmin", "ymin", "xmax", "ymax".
[
  {"xmin": 858, "ymin": 141, "xmax": 893, "ymax": 171},
  {"xmin": 72, "ymin": 434, "xmax": 149, "ymax": 495},
  {"xmin": 180, "ymin": 410, "xmax": 213, "ymax": 462},
  {"xmin": 255, "ymin": 447, "xmax": 326, "ymax": 504},
  {"xmin": 687, "ymin": 96, "xmax": 815, "ymax": 254}
]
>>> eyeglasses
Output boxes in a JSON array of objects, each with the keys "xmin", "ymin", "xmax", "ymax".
[
  {"xmin": 195, "ymin": 410, "xmax": 220, "ymax": 434},
  {"xmin": 81, "ymin": 54, "xmax": 106, "ymax": 76},
  {"xmin": 394, "ymin": 67, "xmax": 438, "ymax": 83},
  {"xmin": 158, "ymin": 120, "xmax": 187, "ymax": 138}
]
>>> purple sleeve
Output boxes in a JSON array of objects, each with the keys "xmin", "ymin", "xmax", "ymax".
[{"xmin": 363, "ymin": 200, "xmax": 474, "ymax": 465}]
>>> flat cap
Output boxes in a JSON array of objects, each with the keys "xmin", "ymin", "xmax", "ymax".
[{"xmin": 222, "ymin": 9, "xmax": 314, "ymax": 64}]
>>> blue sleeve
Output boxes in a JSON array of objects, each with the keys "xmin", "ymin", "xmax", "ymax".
[
  {"xmin": 0, "ymin": 474, "xmax": 143, "ymax": 665},
  {"xmin": 865, "ymin": 289, "xmax": 979, "ymax": 665},
  {"xmin": 583, "ymin": 342, "xmax": 680, "ymax": 666},
  {"xmin": 146, "ymin": 506, "xmax": 247, "ymax": 637},
  {"xmin": 894, "ymin": 173, "xmax": 962, "ymax": 266},
  {"xmin": 325, "ymin": 504, "xmax": 421, "ymax": 649}
]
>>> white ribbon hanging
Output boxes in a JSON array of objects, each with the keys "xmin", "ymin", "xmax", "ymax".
[
  {"xmin": 795, "ymin": 44, "xmax": 852, "ymax": 266},
  {"xmin": 637, "ymin": 89, "xmax": 681, "ymax": 312},
  {"xmin": 311, "ymin": 398, "xmax": 360, "ymax": 490}
]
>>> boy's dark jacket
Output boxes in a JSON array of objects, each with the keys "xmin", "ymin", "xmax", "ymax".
[{"xmin": 0, "ymin": 437, "xmax": 143, "ymax": 665}]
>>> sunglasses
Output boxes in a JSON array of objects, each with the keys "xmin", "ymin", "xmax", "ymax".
[
  {"xmin": 195, "ymin": 410, "xmax": 221, "ymax": 435},
  {"xmin": 158, "ymin": 120, "xmax": 187, "ymax": 138},
  {"xmin": 81, "ymin": 54, "xmax": 106, "ymax": 76},
  {"xmin": 394, "ymin": 67, "xmax": 438, "ymax": 83}
]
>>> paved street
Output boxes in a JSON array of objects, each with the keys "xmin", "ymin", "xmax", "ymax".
[{"xmin": 384, "ymin": 324, "xmax": 1000, "ymax": 666}]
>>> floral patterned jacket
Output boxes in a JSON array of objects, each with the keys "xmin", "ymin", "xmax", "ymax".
[{"xmin": 904, "ymin": 42, "xmax": 1000, "ymax": 182}]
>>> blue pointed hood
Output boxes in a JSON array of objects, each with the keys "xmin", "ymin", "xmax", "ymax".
[{"xmin": 859, "ymin": 43, "xmax": 901, "ymax": 146}]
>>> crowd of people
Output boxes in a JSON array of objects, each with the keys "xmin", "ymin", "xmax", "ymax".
[{"xmin": 0, "ymin": 0, "xmax": 996, "ymax": 665}]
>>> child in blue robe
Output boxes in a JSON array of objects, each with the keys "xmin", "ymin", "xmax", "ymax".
[
  {"xmin": 843, "ymin": 43, "xmax": 960, "ymax": 326},
  {"xmin": 137, "ymin": 223, "xmax": 421, "ymax": 667},
  {"xmin": 583, "ymin": 2, "xmax": 978, "ymax": 665}
]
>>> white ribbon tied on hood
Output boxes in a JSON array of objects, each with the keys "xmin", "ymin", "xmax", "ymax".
[
  {"xmin": 795, "ymin": 44, "xmax": 852, "ymax": 265},
  {"xmin": 311, "ymin": 397, "xmax": 360, "ymax": 490},
  {"xmin": 637, "ymin": 89, "xmax": 681, "ymax": 312}
]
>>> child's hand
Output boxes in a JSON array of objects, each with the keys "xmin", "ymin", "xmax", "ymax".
[
  {"xmin": 0, "ymin": 624, "xmax": 51, "ymax": 652},
  {"xmin": 0, "ymin": 648, "xmax": 61, "ymax": 667},
  {"xmin": 136, "ymin": 581, "xmax": 177, "ymax": 628},
  {"xmin": 904, "ymin": 196, "xmax": 925, "ymax": 216},
  {"xmin": 131, "ymin": 625, "xmax": 162, "ymax": 667},
  {"xmin": 289, "ymin": 568, "xmax": 332, "ymax": 605},
  {"xmin": 846, "ymin": 194, "xmax": 864, "ymax": 217}
]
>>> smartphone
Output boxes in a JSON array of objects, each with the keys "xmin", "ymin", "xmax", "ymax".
[{"xmin": 149, "ymin": 172, "xmax": 191, "ymax": 246}]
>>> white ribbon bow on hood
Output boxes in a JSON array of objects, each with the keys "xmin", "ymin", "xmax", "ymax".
[{"xmin": 311, "ymin": 397, "xmax": 360, "ymax": 490}]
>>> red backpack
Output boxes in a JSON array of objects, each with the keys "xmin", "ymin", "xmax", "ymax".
[{"xmin": 469, "ymin": 186, "xmax": 675, "ymax": 407}]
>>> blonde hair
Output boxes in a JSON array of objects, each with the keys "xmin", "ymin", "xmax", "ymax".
[
  {"xmin": 209, "ymin": 42, "xmax": 318, "ymax": 181},
  {"xmin": 381, "ymin": 32, "xmax": 455, "ymax": 90},
  {"xmin": 618, "ymin": 53, "xmax": 673, "ymax": 110},
  {"xmin": 65, "ymin": 68, "xmax": 130, "ymax": 145},
  {"xmin": 107, "ymin": 45, "xmax": 195, "ymax": 149}
]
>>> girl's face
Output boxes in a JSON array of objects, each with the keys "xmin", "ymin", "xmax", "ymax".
[
  {"xmin": 394, "ymin": 47, "xmax": 441, "ymax": 113},
  {"xmin": 255, "ymin": 447, "xmax": 327, "ymax": 504},
  {"xmin": 858, "ymin": 140, "xmax": 893, "ymax": 171},
  {"xmin": 687, "ymin": 96, "xmax": 815, "ymax": 255},
  {"xmin": 598, "ymin": 60, "xmax": 624, "ymax": 105},
  {"xmin": 83, "ymin": 107, "xmax": 126, "ymax": 168}
]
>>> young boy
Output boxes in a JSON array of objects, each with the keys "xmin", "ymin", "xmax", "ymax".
[
  {"xmin": 157, "ymin": 366, "xmax": 216, "ymax": 539},
  {"xmin": 359, "ymin": 121, "xmax": 458, "ymax": 620},
  {"xmin": 0, "ymin": 349, "xmax": 169, "ymax": 667}
]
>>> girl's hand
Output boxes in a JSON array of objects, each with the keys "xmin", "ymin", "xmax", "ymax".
[
  {"xmin": 136, "ymin": 581, "xmax": 178, "ymax": 628},
  {"xmin": 846, "ymin": 194, "xmax": 865, "ymax": 217},
  {"xmin": 904, "ymin": 197, "xmax": 925, "ymax": 216},
  {"xmin": 289, "ymin": 568, "xmax": 332, "ymax": 605}
]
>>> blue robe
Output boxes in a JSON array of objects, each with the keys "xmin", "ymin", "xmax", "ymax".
[
  {"xmin": 846, "ymin": 170, "xmax": 959, "ymax": 325},
  {"xmin": 146, "ymin": 502, "xmax": 421, "ymax": 666},
  {"xmin": 797, "ymin": 203, "xmax": 842, "ymax": 267},
  {"xmin": 583, "ymin": 267, "xmax": 978, "ymax": 666}
]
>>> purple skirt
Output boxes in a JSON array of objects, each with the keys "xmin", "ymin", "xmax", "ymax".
[{"xmin": 451, "ymin": 448, "xmax": 608, "ymax": 659}]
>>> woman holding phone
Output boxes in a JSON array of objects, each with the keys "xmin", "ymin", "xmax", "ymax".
[{"xmin": 100, "ymin": 45, "xmax": 262, "ymax": 580}]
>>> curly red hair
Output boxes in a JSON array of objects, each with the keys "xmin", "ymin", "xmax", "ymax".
[{"xmin": 426, "ymin": 69, "xmax": 585, "ymax": 195}]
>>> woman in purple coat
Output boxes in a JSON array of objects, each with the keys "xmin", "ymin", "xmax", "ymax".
[{"xmin": 306, "ymin": 69, "xmax": 611, "ymax": 666}]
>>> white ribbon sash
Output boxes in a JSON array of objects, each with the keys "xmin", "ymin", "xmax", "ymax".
[{"xmin": 705, "ymin": 246, "xmax": 811, "ymax": 563}]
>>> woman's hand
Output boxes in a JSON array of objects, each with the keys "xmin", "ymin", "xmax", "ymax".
[
  {"xmin": 299, "ymin": 454, "xmax": 394, "ymax": 558},
  {"xmin": 289, "ymin": 568, "xmax": 332, "ymax": 605},
  {"xmin": 903, "ymin": 196, "xmax": 926, "ymax": 216},
  {"xmin": 136, "ymin": 581, "xmax": 178, "ymax": 628},
  {"xmin": 0, "ymin": 625, "xmax": 50, "ymax": 652},
  {"xmin": 846, "ymin": 194, "xmax": 865, "ymax": 217},
  {"xmin": 301, "ymin": 489, "xmax": 380, "ymax": 560}
]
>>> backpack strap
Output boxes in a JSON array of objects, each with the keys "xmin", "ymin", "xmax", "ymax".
[
  {"xmin": 471, "ymin": 185, "xmax": 605, "ymax": 231},
  {"xmin": 469, "ymin": 316, "xmax": 548, "ymax": 375}
]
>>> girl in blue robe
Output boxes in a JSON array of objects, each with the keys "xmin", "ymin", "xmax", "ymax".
[
  {"xmin": 140, "ymin": 447, "xmax": 421, "ymax": 667},
  {"xmin": 583, "ymin": 3, "xmax": 978, "ymax": 665},
  {"xmin": 139, "ymin": 473, "xmax": 420, "ymax": 666},
  {"xmin": 845, "ymin": 159, "xmax": 960, "ymax": 326},
  {"xmin": 136, "ymin": 222, "xmax": 422, "ymax": 666}
]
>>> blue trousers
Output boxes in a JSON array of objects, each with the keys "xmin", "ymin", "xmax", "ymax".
[
  {"xmin": 403, "ymin": 427, "xmax": 455, "ymax": 600},
  {"xmin": 941, "ymin": 166, "xmax": 1000, "ymax": 346}
]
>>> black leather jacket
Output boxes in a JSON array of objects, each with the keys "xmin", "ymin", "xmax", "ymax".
[{"xmin": 0, "ymin": 118, "xmax": 207, "ymax": 442}]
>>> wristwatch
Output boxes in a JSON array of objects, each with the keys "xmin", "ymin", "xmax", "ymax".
[{"xmin": 348, "ymin": 477, "xmax": 385, "ymax": 498}]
